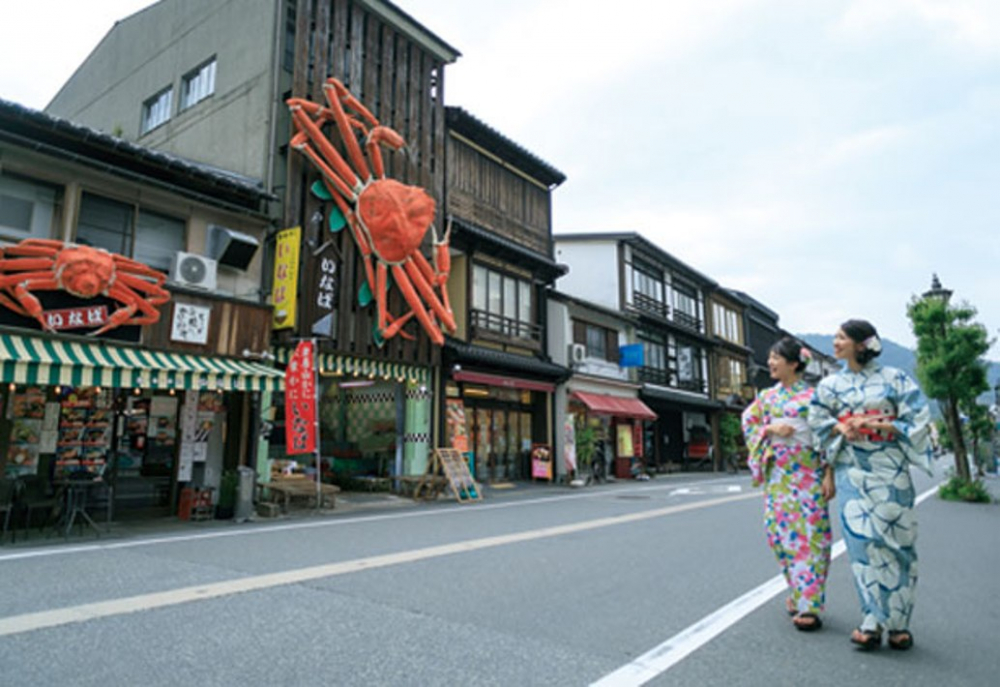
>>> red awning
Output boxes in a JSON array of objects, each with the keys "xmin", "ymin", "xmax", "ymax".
[
  {"xmin": 453, "ymin": 371, "xmax": 555, "ymax": 393},
  {"xmin": 571, "ymin": 391, "xmax": 658, "ymax": 421}
]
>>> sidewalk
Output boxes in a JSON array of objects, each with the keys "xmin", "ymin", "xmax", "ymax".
[{"xmin": 3, "ymin": 473, "xmax": 684, "ymax": 550}]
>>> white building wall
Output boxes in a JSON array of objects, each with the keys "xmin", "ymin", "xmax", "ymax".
[{"xmin": 553, "ymin": 240, "xmax": 620, "ymax": 311}]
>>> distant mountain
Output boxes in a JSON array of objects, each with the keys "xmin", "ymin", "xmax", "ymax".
[{"xmin": 798, "ymin": 333, "xmax": 1000, "ymax": 407}]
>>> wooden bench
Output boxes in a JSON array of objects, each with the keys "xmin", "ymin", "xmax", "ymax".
[
  {"xmin": 393, "ymin": 475, "xmax": 449, "ymax": 501},
  {"xmin": 258, "ymin": 479, "xmax": 341, "ymax": 512}
]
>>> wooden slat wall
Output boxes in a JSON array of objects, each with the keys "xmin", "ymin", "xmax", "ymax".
[
  {"xmin": 284, "ymin": 0, "xmax": 447, "ymax": 367},
  {"xmin": 446, "ymin": 139, "xmax": 551, "ymax": 255},
  {"xmin": 145, "ymin": 294, "xmax": 273, "ymax": 358}
]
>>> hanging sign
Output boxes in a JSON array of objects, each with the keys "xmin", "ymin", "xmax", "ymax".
[
  {"xmin": 284, "ymin": 339, "xmax": 317, "ymax": 455},
  {"xmin": 619, "ymin": 343, "xmax": 645, "ymax": 368},
  {"xmin": 272, "ymin": 227, "xmax": 301, "ymax": 330}
]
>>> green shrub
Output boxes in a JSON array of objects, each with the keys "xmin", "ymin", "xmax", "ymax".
[{"xmin": 938, "ymin": 475, "xmax": 993, "ymax": 503}]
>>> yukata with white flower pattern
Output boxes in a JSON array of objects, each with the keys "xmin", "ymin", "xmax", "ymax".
[
  {"xmin": 808, "ymin": 362, "xmax": 932, "ymax": 635},
  {"xmin": 742, "ymin": 380, "xmax": 832, "ymax": 616}
]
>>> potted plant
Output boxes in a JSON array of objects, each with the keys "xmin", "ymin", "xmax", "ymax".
[
  {"xmin": 574, "ymin": 415, "xmax": 606, "ymax": 485},
  {"xmin": 718, "ymin": 414, "xmax": 742, "ymax": 474}
]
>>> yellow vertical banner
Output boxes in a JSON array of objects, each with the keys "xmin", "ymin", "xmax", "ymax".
[{"xmin": 272, "ymin": 227, "xmax": 301, "ymax": 330}]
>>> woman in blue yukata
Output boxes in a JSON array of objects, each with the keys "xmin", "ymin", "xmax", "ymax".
[
  {"xmin": 742, "ymin": 337, "xmax": 834, "ymax": 632},
  {"xmin": 809, "ymin": 319, "xmax": 933, "ymax": 651}
]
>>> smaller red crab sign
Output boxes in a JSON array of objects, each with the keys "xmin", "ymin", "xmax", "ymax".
[{"xmin": 0, "ymin": 239, "xmax": 171, "ymax": 335}]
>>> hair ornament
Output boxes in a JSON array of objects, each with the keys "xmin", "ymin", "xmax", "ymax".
[
  {"xmin": 799, "ymin": 347, "xmax": 812, "ymax": 362},
  {"xmin": 863, "ymin": 336, "xmax": 882, "ymax": 353}
]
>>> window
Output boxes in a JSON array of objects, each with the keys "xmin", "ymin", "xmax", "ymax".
[
  {"xmin": 573, "ymin": 319, "xmax": 619, "ymax": 363},
  {"xmin": 632, "ymin": 259, "xmax": 663, "ymax": 303},
  {"xmin": 673, "ymin": 281, "xmax": 700, "ymax": 329},
  {"xmin": 712, "ymin": 303, "xmax": 741, "ymax": 343},
  {"xmin": 0, "ymin": 173, "xmax": 58, "ymax": 241},
  {"xmin": 181, "ymin": 58, "xmax": 216, "ymax": 111},
  {"xmin": 471, "ymin": 263, "xmax": 535, "ymax": 339},
  {"xmin": 136, "ymin": 210, "xmax": 185, "ymax": 271},
  {"xmin": 637, "ymin": 331, "xmax": 668, "ymax": 385},
  {"xmin": 76, "ymin": 192, "xmax": 185, "ymax": 271},
  {"xmin": 673, "ymin": 341, "xmax": 705, "ymax": 392},
  {"xmin": 141, "ymin": 87, "xmax": 173, "ymax": 134}
]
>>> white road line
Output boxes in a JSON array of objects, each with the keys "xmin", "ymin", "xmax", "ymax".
[
  {"xmin": 0, "ymin": 491, "xmax": 758, "ymax": 638},
  {"xmin": 591, "ymin": 484, "xmax": 940, "ymax": 686},
  {"xmin": 0, "ymin": 476, "xmax": 740, "ymax": 563}
]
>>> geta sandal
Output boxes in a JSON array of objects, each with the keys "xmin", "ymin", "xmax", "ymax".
[
  {"xmin": 850, "ymin": 627, "xmax": 882, "ymax": 650},
  {"xmin": 888, "ymin": 630, "xmax": 913, "ymax": 651},
  {"xmin": 793, "ymin": 613, "xmax": 823, "ymax": 632}
]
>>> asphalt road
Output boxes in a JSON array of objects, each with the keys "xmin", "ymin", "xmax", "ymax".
[{"xmin": 0, "ymin": 459, "xmax": 997, "ymax": 686}]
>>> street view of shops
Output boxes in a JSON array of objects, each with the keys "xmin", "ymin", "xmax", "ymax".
[{"xmin": 2, "ymin": 1, "xmax": 1000, "ymax": 685}]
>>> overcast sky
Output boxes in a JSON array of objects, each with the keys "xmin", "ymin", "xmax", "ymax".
[{"xmin": 3, "ymin": 0, "xmax": 999, "ymax": 355}]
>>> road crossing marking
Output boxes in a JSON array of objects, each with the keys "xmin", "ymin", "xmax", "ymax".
[
  {"xmin": 0, "ymin": 490, "xmax": 757, "ymax": 638},
  {"xmin": 591, "ymin": 485, "xmax": 940, "ymax": 687}
]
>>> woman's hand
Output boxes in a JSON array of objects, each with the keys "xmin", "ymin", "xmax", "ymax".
[
  {"xmin": 834, "ymin": 421, "xmax": 861, "ymax": 441},
  {"xmin": 821, "ymin": 469, "xmax": 836, "ymax": 501},
  {"xmin": 767, "ymin": 423, "xmax": 796, "ymax": 438}
]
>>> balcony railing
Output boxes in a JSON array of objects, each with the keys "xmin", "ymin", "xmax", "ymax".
[
  {"xmin": 673, "ymin": 310, "xmax": 702, "ymax": 332},
  {"xmin": 637, "ymin": 367, "xmax": 707, "ymax": 395},
  {"xmin": 637, "ymin": 366, "xmax": 670, "ymax": 386},
  {"xmin": 632, "ymin": 292, "xmax": 669, "ymax": 319},
  {"xmin": 470, "ymin": 309, "xmax": 542, "ymax": 348}
]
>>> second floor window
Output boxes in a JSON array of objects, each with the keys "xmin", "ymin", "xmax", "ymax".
[
  {"xmin": 141, "ymin": 87, "xmax": 173, "ymax": 134},
  {"xmin": 181, "ymin": 58, "xmax": 217, "ymax": 110},
  {"xmin": 76, "ymin": 193, "xmax": 185, "ymax": 272},
  {"xmin": 0, "ymin": 172, "xmax": 58, "ymax": 242},
  {"xmin": 573, "ymin": 320, "xmax": 619, "ymax": 363},
  {"xmin": 674, "ymin": 341, "xmax": 706, "ymax": 392},
  {"xmin": 472, "ymin": 263, "xmax": 534, "ymax": 339}
]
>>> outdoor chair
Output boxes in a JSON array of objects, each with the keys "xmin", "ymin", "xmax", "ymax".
[
  {"xmin": 17, "ymin": 475, "xmax": 59, "ymax": 538},
  {"xmin": 0, "ymin": 478, "xmax": 16, "ymax": 544}
]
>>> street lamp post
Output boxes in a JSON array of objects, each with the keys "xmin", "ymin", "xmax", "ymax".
[{"xmin": 923, "ymin": 273, "xmax": 953, "ymax": 304}]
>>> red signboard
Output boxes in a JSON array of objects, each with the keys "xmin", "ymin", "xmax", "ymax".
[
  {"xmin": 44, "ymin": 306, "xmax": 109, "ymax": 331},
  {"xmin": 284, "ymin": 340, "xmax": 317, "ymax": 455}
]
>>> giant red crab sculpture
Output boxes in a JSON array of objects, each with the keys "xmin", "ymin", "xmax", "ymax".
[
  {"xmin": 0, "ymin": 239, "xmax": 170, "ymax": 335},
  {"xmin": 287, "ymin": 78, "xmax": 455, "ymax": 346}
]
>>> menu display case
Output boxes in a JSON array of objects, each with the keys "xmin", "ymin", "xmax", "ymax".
[{"xmin": 55, "ymin": 389, "xmax": 111, "ymax": 478}]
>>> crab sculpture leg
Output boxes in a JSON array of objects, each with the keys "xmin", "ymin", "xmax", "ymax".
[{"xmin": 286, "ymin": 77, "xmax": 456, "ymax": 346}]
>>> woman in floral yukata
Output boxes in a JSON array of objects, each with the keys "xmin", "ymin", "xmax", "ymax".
[
  {"xmin": 742, "ymin": 337, "xmax": 834, "ymax": 632},
  {"xmin": 809, "ymin": 319, "xmax": 932, "ymax": 651}
]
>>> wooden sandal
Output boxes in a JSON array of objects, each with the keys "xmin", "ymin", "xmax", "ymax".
[
  {"xmin": 888, "ymin": 630, "xmax": 913, "ymax": 651},
  {"xmin": 850, "ymin": 627, "xmax": 882, "ymax": 650},
  {"xmin": 793, "ymin": 613, "xmax": 823, "ymax": 632},
  {"xmin": 785, "ymin": 597, "xmax": 796, "ymax": 616}
]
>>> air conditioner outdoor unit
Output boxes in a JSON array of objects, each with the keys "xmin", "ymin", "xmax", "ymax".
[
  {"xmin": 170, "ymin": 252, "xmax": 218, "ymax": 291},
  {"xmin": 568, "ymin": 343, "xmax": 586, "ymax": 365}
]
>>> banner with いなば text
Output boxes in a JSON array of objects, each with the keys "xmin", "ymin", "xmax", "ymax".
[{"xmin": 272, "ymin": 227, "xmax": 301, "ymax": 330}]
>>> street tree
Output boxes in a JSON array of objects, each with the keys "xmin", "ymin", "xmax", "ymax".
[
  {"xmin": 962, "ymin": 401, "xmax": 993, "ymax": 477},
  {"xmin": 907, "ymin": 292, "xmax": 991, "ymax": 483}
]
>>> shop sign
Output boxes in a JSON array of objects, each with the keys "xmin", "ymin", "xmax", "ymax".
[
  {"xmin": 619, "ymin": 343, "xmax": 644, "ymax": 368},
  {"xmin": 272, "ymin": 227, "xmax": 301, "ymax": 330},
  {"xmin": 284, "ymin": 339, "xmax": 316, "ymax": 455},
  {"xmin": 531, "ymin": 444, "xmax": 552, "ymax": 481},
  {"xmin": 0, "ymin": 239, "xmax": 170, "ymax": 336},
  {"xmin": 43, "ymin": 306, "xmax": 109, "ymax": 331},
  {"xmin": 170, "ymin": 303, "xmax": 211, "ymax": 344}
]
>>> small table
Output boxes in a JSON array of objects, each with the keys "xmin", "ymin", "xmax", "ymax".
[{"xmin": 54, "ymin": 478, "xmax": 106, "ymax": 538}]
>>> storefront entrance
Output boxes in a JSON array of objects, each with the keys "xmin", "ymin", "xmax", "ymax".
[{"xmin": 469, "ymin": 404, "xmax": 533, "ymax": 482}]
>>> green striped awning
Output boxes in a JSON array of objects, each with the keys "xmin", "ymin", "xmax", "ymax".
[
  {"xmin": 272, "ymin": 348, "xmax": 428, "ymax": 384},
  {"xmin": 0, "ymin": 333, "xmax": 285, "ymax": 392}
]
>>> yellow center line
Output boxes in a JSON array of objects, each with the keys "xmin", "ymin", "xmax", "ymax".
[{"xmin": 0, "ymin": 491, "xmax": 757, "ymax": 637}]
